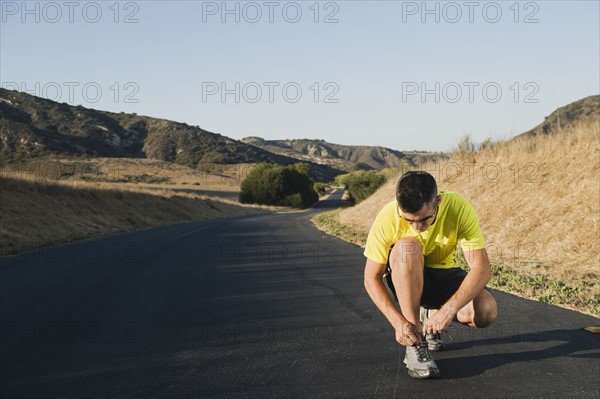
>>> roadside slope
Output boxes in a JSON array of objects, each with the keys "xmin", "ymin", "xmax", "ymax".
[{"xmin": 0, "ymin": 175, "xmax": 268, "ymax": 257}]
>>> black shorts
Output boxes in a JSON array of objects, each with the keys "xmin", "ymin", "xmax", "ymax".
[{"xmin": 383, "ymin": 262, "xmax": 468, "ymax": 309}]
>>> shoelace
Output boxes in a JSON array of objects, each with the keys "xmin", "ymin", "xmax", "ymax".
[{"xmin": 416, "ymin": 341, "xmax": 432, "ymax": 362}]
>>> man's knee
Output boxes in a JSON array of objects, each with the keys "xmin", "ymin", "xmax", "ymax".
[
  {"xmin": 389, "ymin": 238, "xmax": 423, "ymax": 272},
  {"xmin": 473, "ymin": 290, "xmax": 497, "ymax": 328}
]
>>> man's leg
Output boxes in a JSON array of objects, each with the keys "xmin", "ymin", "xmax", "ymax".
[
  {"xmin": 423, "ymin": 267, "xmax": 497, "ymax": 336},
  {"xmin": 456, "ymin": 289, "xmax": 497, "ymax": 327},
  {"xmin": 390, "ymin": 238, "xmax": 440, "ymax": 379},
  {"xmin": 389, "ymin": 238, "xmax": 424, "ymax": 332}
]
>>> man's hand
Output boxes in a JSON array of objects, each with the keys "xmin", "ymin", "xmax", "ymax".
[
  {"xmin": 395, "ymin": 320, "xmax": 422, "ymax": 347},
  {"xmin": 364, "ymin": 259, "xmax": 422, "ymax": 346},
  {"xmin": 422, "ymin": 307, "xmax": 455, "ymax": 335}
]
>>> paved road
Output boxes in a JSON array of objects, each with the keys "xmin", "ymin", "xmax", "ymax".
[{"xmin": 1, "ymin": 189, "xmax": 599, "ymax": 398}]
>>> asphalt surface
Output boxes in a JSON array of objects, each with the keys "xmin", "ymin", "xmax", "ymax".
[{"xmin": 1, "ymin": 189, "xmax": 599, "ymax": 398}]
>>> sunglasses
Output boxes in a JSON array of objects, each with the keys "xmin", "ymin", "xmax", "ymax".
[{"xmin": 398, "ymin": 204, "xmax": 438, "ymax": 225}]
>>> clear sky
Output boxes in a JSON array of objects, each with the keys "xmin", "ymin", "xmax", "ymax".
[{"xmin": 1, "ymin": 0, "xmax": 598, "ymax": 152}]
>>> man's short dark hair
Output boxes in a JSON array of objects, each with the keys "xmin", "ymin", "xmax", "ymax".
[{"xmin": 396, "ymin": 171, "xmax": 438, "ymax": 213}]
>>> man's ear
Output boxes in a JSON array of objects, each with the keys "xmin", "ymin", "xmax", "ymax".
[{"xmin": 436, "ymin": 195, "xmax": 442, "ymax": 205}]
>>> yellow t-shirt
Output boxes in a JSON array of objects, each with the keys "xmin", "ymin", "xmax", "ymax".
[{"xmin": 363, "ymin": 191, "xmax": 485, "ymax": 269}]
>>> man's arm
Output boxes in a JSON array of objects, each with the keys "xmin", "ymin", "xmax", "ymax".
[
  {"xmin": 364, "ymin": 258, "xmax": 422, "ymax": 346},
  {"xmin": 423, "ymin": 248, "xmax": 492, "ymax": 334}
]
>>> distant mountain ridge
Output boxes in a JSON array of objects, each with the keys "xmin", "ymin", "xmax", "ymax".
[
  {"xmin": 0, "ymin": 89, "xmax": 343, "ymax": 181},
  {"xmin": 519, "ymin": 94, "xmax": 599, "ymax": 137},
  {"xmin": 242, "ymin": 137, "xmax": 443, "ymax": 172}
]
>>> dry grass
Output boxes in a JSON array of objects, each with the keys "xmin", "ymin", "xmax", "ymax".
[
  {"xmin": 334, "ymin": 120, "xmax": 600, "ymax": 315},
  {"xmin": 2, "ymin": 157, "xmax": 253, "ymax": 197},
  {"xmin": 444, "ymin": 121, "xmax": 600, "ymax": 283},
  {"xmin": 0, "ymin": 159, "xmax": 275, "ymax": 258}
]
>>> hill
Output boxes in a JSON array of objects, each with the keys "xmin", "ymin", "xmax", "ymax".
[
  {"xmin": 0, "ymin": 89, "xmax": 343, "ymax": 181},
  {"xmin": 518, "ymin": 94, "xmax": 599, "ymax": 137},
  {"xmin": 242, "ymin": 137, "xmax": 445, "ymax": 172}
]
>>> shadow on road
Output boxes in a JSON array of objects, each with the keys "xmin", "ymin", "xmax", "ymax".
[{"xmin": 436, "ymin": 328, "xmax": 600, "ymax": 379}]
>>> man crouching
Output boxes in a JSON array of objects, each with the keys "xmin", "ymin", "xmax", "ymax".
[{"xmin": 363, "ymin": 171, "xmax": 498, "ymax": 378}]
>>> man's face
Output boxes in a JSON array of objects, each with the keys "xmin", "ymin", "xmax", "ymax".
[{"xmin": 400, "ymin": 196, "xmax": 440, "ymax": 232}]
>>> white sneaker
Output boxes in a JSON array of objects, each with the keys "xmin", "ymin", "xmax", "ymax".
[{"xmin": 403, "ymin": 340, "xmax": 440, "ymax": 379}]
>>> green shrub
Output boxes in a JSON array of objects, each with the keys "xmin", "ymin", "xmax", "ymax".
[
  {"xmin": 335, "ymin": 169, "xmax": 388, "ymax": 204},
  {"xmin": 280, "ymin": 193, "xmax": 303, "ymax": 208},
  {"xmin": 314, "ymin": 182, "xmax": 330, "ymax": 194},
  {"xmin": 239, "ymin": 162, "xmax": 319, "ymax": 208}
]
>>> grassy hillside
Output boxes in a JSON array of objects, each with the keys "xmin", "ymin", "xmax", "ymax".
[
  {"xmin": 2, "ymin": 156, "xmax": 252, "ymax": 197},
  {"xmin": 519, "ymin": 94, "xmax": 599, "ymax": 137},
  {"xmin": 318, "ymin": 120, "xmax": 599, "ymax": 316}
]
